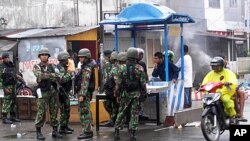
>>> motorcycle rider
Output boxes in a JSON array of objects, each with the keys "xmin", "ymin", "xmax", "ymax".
[
  {"xmin": 220, "ymin": 55, "xmax": 247, "ymax": 121},
  {"xmin": 202, "ymin": 56, "xmax": 237, "ymax": 117}
]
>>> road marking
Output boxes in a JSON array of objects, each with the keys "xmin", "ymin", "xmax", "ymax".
[{"xmin": 154, "ymin": 127, "xmax": 173, "ymax": 132}]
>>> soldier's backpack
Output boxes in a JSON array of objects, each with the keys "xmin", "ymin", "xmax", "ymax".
[{"xmin": 125, "ymin": 64, "xmax": 140, "ymax": 92}]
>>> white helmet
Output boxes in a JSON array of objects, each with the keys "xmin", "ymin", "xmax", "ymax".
[{"xmin": 137, "ymin": 48, "xmax": 144, "ymax": 54}]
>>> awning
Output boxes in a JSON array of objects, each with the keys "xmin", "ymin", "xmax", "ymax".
[
  {"xmin": 100, "ymin": 3, "xmax": 195, "ymax": 25},
  {"xmin": 0, "ymin": 40, "xmax": 18, "ymax": 51}
]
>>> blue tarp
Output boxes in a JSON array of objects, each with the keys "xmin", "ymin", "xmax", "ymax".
[{"xmin": 100, "ymin": 3, "xmax": 194, "ymax": 25}]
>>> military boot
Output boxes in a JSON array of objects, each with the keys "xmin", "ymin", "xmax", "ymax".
[
  {"xmin": 52, "ymin": 126, "xmax": 63, "ymax": 138},
  {"xmin": 114, "ymin": 128, "xmax": 120, "ymax": 140},
  {"xmin": 65, "ymin": 126, "xmax": 74, "ymax": 132},
  {"xmin": 2, "ymin": 113, "xmax": 13, "ymax": 124},
  {"xmin": 77, "ymin": 132, "xmax": 93, "ymax": 140},
  {"xmin": 59, "ymin": 126, "xmax": 72, "ymax": 134},
  {"xmin": 10, "ymin": 112, "xmax": 21, "ymax": 122},
  {"xmin": 130, "ymin": 130, "xmax": 137, "ymax": 141},
  {"xmin": 36, "ymin": 127, "xmax": 45, "ymax": 140}
]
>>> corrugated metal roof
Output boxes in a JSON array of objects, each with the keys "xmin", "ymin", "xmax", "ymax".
[
  {"xmin": 0, "ymin": 39, "xmax": 18, "ymax": 51},
  {"xmin": 5, "ymin": 26, "xmax": 99, "ymax": 39},
  {"xmin": 0, "ymin": 29, "xmax": 28, "ymax": 37},
  {"xmin": 7, "ymin": 29, "xmax": 53, "ymax": 38}
]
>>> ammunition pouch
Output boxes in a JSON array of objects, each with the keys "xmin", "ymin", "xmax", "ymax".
[
  {"xmin": 125, "ymin": 81, "xmax": 140, "ymax": 92},
  {"xmin": 38, "ymin": 80, "xmax": 51, "ymax": 92}
]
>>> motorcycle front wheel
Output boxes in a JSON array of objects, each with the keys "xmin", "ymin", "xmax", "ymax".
[
  {"xmin": 17, "ymin": 87, "xmax": 33, "ymax": 97},
  {"xmin": 201, "ymin": 113, "xmax": 220, "ymax": 141}
]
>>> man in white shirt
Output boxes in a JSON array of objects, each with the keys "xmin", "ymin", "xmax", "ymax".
[{"xmin": 175, "ymin": 45, "xmax": 193, "ymax": 108}]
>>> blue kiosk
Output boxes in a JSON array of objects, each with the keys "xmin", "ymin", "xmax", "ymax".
[
  {"xmin": 100, "ymin": 2, "xmax": 194, "ymax": 82},
  {"xmin": 99, "ymin": 3, "xmax": 195, "ymax": 126}
]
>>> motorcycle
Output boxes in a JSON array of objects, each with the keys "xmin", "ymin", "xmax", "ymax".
[
  {"xmin": 200, "ymin": 82, "xmax": 247, "ymax": 141},
  {"xmin": 16, "ymin": 78, "xmax": 33, "ymax": 97}
]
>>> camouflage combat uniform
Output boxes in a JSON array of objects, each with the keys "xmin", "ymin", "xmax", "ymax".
[
  {"xmin": 114, "ymin": 48, "xmax": 147, "ymax": 141},
  {"xmin": 103, "ymin": 56, "xmax": 114, "ymax": 118},
  {"xmin": 33, "ymin": 47, "xmax": 63, "ymax": 140},
  {"xmin": 108, "ymin": 63, "xmax": 120, "ymax": 123},
  {"xmin": 33, "ymin": 63, "xmax": 60, "ymax": 128},
  {"xmin": 77, "ymin": 48, "xmax": 95, "ymax": 140},
  {"xmin": 1, "ymin": 61, "xmax": 18, "ymax": 123},
  {"xmin": 0, "ymin": 63, "xmax": 3, "ymax": 89},
  {"xmin": 57, "ymin": 56, "xmax": 73, "ymax": 133},
  {"xmin": 78, "ymin": 63, "xmax": 95, "ymax": 133}
]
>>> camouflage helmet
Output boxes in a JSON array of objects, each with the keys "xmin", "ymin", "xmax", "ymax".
[
  {"xmin": 127, "ymin": 47, "xmax": 139, "ymax": 59},
  {"xmin": 110, "ymin": 51, "xmax": 118, "ymax": 60},
  {"xmin": 38, "ymin": 48, "xmax": 50, "ymax": 57},
  {"xmin": 57, "ymin": 51, "xmax": 69, "ymax": 61},
  {"xmin": 78, "ymin": 48, "xmax": 91, "ymax": 58},
  {"xmin": 117, "ymin": 52, "xmax": 127, "ymax": 61}
]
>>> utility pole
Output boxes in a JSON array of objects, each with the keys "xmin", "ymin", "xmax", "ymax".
[
  {"xmin": 73, "ymin": 0, "xmax": 79, "ymax": 26},
  {"xmin": 245, "ymin": 0, "xmax": 250, "ymax": 53}
]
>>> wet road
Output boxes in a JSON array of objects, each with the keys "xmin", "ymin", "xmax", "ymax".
[{"xmin": 0, "ymin": 99, "xmax": 249, "ymax": 141}]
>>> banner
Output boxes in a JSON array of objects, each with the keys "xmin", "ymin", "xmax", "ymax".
[{"xmin": 167, "ymin": 80, "xmax": 184, "ymax": 116}]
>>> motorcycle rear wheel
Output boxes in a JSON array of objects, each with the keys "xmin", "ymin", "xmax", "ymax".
[{"xmin": 201, "ymin": 113, "xmax": 220, "ymax": 141}]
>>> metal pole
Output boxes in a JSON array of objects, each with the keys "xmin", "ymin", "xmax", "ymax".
[
  {"xmin": 114, "ymin": 25, "xmax": 119, "ymax": 52},
  {"xmin": 245, "ymin": 0, "xmax": 250, "ymax": 53},
  {"xmin": 232, "ymin": 30, "xmax": 234, "ymax": 60},
  {"xmin": 100, "ymin": 0, "xmax": 103, "ymax": 21},
  {"xmin": 228, "ymin": 41, "xmax": 231, "ymax": 61},
  {"xmin": 132, "ymin": 30, "xmax": 136, "ymax": 47},
  {"xmin": 164, "ymin": 23, "xmax": 169, "ymax": 81},
  {"xmin": 248, "ymin": 33, "xmax": 250, "ymax": 53},
  {"xmin": 75, "ymin": 0, "xmax": 79, "ymax": 26},
  {"xmin": 180, "ymin": 24, "xmax": 184, "ymax": 80}
]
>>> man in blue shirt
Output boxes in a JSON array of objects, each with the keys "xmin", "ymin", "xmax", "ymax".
[{"xmin": 152, "ymin": 51, "xmax": 180, "ymax": 81}]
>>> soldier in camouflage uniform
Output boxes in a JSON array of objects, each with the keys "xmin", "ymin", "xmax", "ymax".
[
  {"xmin": 33, "ymin": 48, "xmax": 62, "ymax": 140},
  {"xmin": 0, "ymin": 57, "xmax": 3, "ymax": 90},
  {"xmin": 114, "ymin": 47, "xmax": 147, "ymax": 141},
  {"xmin": 57, "ymin": 51, "xmax": 74, "ymax": 134},
  {"xmin": 77, "ymin": 48, "xmax": 95, "ymax": 140},
  {"xmin": 111, "ymin": 52, "xmax": 127, "ymax": 123},
  {"xmin": 102, "ymin": 50, "xmax": 112, "ymax": 85},
  {"xmin": 103, "ymin": 51, "xmax": 118, "ymax": 126},
  {"xmin": 1, "ymin": 53, "xmax": 21, "ymax": 124}
]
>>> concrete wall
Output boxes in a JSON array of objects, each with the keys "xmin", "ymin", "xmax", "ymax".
[
  {"xmin": 223, "ymin": 0, "xmax": 242, "ymax": 21},
  {"xmin": 0, "ymin": 0, "xmax": 98, "ymax": 29}
]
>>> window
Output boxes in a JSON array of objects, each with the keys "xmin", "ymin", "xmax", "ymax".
[
  {"xmin": 209, "ymin": 0, "xmax": 220, "ymax": 8},
  {"xmin": 229, "ymin": 0, "xmax": 237, "ymax": 8}
]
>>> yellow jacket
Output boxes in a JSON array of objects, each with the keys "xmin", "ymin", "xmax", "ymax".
[{"xmin": 202, "ymin": 68, "xmax": 237, "ymax": 96}]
